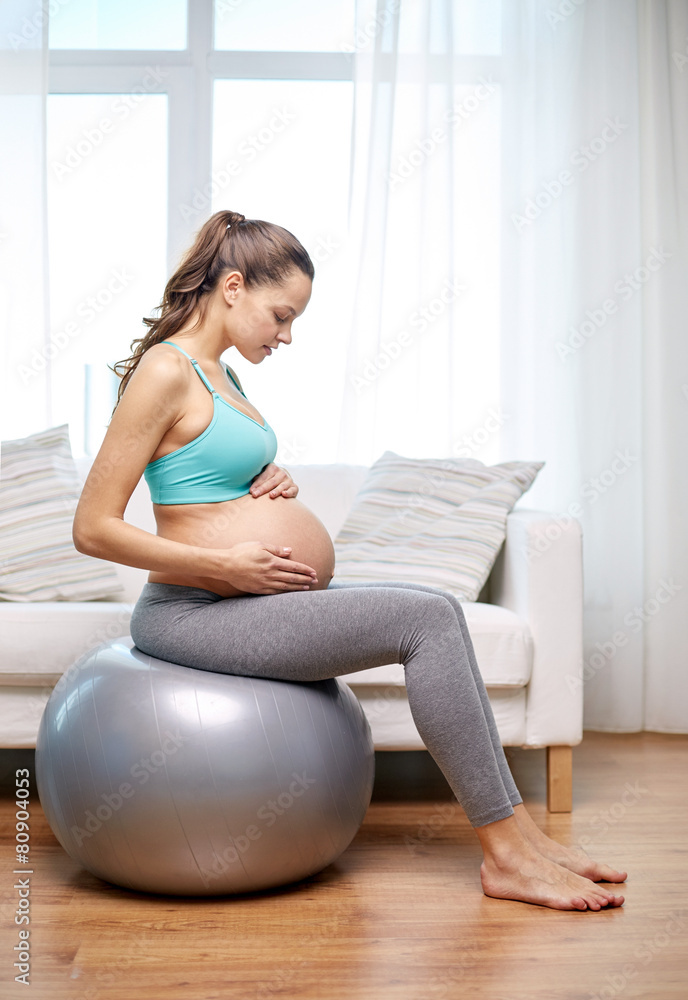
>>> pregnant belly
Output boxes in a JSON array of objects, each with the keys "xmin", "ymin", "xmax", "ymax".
[{"xmin": 147, "ymin": 492, "xmax": 336, "ymax": 598}]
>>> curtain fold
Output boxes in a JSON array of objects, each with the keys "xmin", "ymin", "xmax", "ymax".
[
  {"xmin": 638, "ymin": 0, "xmax": 688, "ymax": 733},
  {"xmin": 500, "ymin": 0, "xmax": 647, "ymax": 733},
  {"xmin": 338, "ymin": 0, "xmax": 503, "ymax": 466},
  {"xmin": 341, "ymin": 0, "xmax": 687, "ymax": 733},
  {"xmin": 0, "ymin": 1, "xmax": 51, "ymax": 440}
]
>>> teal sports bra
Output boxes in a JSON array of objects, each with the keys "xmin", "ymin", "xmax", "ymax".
[{"xmin": 143, "ymin": 342, "xmax": 278, "ymax": 504}]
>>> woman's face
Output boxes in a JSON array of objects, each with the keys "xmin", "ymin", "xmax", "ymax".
[{"xmin": 224, "ymin": 269, "xmax": 312, "ymax": 363}]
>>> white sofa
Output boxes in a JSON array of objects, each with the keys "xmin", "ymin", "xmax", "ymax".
[{"xmin": 0, "ymin": 459, "xmax": 584, "ymax": 811}]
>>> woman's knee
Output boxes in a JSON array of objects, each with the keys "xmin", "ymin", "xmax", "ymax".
[
  {"xmin": 393, "ymin": 590, "xmax": 460, "ymax": 656},
  {"xmin": 339, "ymin": 578, "xmax": 466, "ymax": 625},
  {"xmin": 402, "ymin": 581, "xmax": 467, "ymax": 626}
]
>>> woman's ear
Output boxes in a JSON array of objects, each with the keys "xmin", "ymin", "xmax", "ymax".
[{"xmin": 222, "ymin": 269, "xmax": 243, "ymax": 304}]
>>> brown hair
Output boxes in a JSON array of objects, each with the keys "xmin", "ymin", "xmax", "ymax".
[{"xmin": 109, "ymin": 209, "xmax": 314, "ymax": 413}]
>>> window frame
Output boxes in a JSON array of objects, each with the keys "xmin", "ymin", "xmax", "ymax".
[
  {"xmin": 48, "ymin": 0, "xmax": 502, "ymax": 273},
  {"xmin": 48, "ymin": 0, "xmax": 354, "ymax": 273}
]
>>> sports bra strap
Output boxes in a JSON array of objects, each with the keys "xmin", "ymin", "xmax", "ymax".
[
  {"xmin": 224, "ymin": 364, "xmax": 245, "ymax": 396},
  {"xmin": 161, "ymin": 340, "xmax": 216, "ymax": 395}
]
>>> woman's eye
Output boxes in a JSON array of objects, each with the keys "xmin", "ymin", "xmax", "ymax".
[{"xmin": 274, "ymin": 314, "xmax": 285, "ymax": 323}]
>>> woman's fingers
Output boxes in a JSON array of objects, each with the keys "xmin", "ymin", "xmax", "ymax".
[
  {"xmin": 277, "ymin": 556, "xmax": 317, "ymax": 580},
  {"xmin": 266, "ymin": 557, "xmax": 318, "ymax": 593},
  {"xmin": 255, "ymin": 481, "xmax": 297, "ymax": 498},
  {"xmin": 249, "ymin": 464, "xmax": 297, "ymax": 498}
]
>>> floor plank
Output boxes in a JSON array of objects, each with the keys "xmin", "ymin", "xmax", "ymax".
[{"xmin": 1, "ymin": 732, "xmax": 686, "ymax": 999}]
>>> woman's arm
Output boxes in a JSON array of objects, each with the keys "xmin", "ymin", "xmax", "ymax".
[{"xmin": 72, "ymin": 348, "xmax": 225, "ymax": 580}]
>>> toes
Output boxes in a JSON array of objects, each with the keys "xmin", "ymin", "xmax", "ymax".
[
  {"xmin": 592, "ymin": 863, "xmax": 627, "ymax": 882},
  {"xmin": 601, "ymin": 888, "xmax": 622, "ymax": 901},
  {"xmin": 600, "ymin": 868, "xmax": 627, "ymax": 883},
  {"xmin": 593, "ymin": 882, "xmax": 614, "ymax": 899},
  {"xmin": 591, "ymin": 892, "xmax": 624, "ymax": 908}
]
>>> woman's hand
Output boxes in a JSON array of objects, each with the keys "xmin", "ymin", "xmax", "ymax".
[
  {"xmin": 223, "ymin": 541, "xmax": 318, "ymax": 595},
  {"xmin": 249, "ymin": 463, "xmax": 298, "ymax": 499}
]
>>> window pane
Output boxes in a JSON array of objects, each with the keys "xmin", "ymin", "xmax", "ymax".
[
  {"xmin": 211, "ymin": 80, "xmax": 352, "ymax": 462},
  {"xmin": 214, "ymin": 0, "xmax": 355, "ymax": 52},
  {"xmin": 49, "ymin": 0, "xmax": 187, "ymax": 50},
  {"xmin": 47, "ymin": 94, "xmax": 168, "ymax": 457}
]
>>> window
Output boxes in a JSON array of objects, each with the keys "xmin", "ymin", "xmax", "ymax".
[
  {"xmin": 48, "ymin": 0, "xmax": 502, "ymax": 461},
  {"xmin": 48, "ymin": 0, "xmax": 355, "ymax": 459}
]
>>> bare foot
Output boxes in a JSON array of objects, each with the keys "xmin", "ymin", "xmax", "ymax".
[
  {"xmin": 480, "ymin": 841, "xmax": 625, "ymax": 911},
  {"xmin": 512, "ymin": 805, "xmax": 628, "ymax": 883}
]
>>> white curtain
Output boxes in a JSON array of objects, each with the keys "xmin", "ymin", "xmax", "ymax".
[
  {"xmin": 338, "ymin": 0, "xmax": 505, "ymax": 467},
  {"xmin": 636, "ymin": 0, "xmax": 688, "ymax": 732},
  {"xmin": 0, "ymin": 0, "xmax": 51, "ymax": 440},
  {"xmin": 340, "ymin": 0, "xmax": 688, "ymax": 733}
]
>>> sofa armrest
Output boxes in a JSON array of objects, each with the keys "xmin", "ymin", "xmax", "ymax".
[{"xmin": 489, "ymin": 509, "xmax": 584, "ymax": 748}]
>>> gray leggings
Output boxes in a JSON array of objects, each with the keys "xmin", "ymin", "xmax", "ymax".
[{"xmin": 129, "ymin": 578, "xmax": 523, "ymax": 828}]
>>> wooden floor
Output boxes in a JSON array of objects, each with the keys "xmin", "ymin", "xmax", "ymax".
[{"xmin": 1, "ymin": 732, "xmax": 687, "ymax": 1000}]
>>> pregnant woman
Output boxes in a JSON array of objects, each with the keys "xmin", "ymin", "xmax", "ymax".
[{"xmin": 73, "ymin": 209, "xmax": 627, "ymax": 910}]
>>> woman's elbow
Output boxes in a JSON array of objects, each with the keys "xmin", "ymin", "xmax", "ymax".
[
  {"xmin": 72, "ymin": 512, "xmax": 105, "ymax": 556},
  {"xmin": 73, "ymin": 521, "xmax": 95, "ymax": 555}
]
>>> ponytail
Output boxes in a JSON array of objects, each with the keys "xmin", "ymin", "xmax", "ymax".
[{"xmin": 110, "ymin": 209, "xmax": 314, "ymax": 412}]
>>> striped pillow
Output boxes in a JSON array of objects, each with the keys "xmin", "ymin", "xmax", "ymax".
[
  {"xmin": 0, "ymin": 424, "xmax": 124, "ymax": 602},
  {"xmin": 333, "ymin": 451, "xmax": 544, "ymax": 602}
]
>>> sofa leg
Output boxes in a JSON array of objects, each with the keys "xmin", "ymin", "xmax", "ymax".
[{"xmin": 546, "ymin": 746, "xmax": 573, "ymax": 812}]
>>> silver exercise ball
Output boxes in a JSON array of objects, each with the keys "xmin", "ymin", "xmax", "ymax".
[{"xmin": 35, "ymin": 637, "xmax": 374, "ymax": 896}]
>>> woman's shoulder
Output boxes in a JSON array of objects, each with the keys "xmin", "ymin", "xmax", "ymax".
[{"xmin": 132, "ymin": 341, "xmax": 191, "ymax": 389}]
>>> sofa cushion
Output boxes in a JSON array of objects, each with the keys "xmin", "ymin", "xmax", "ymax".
[
  {"xmin": 333, "ymin": 451, "xmax": 544, "ymax": 602},
  {"xmin": 0, "ymin": 601, "xmax": 133, "ymax": 684},
  {"xmin": 0, "ymin": 425, "xmax": 124, "ymax": 602},
  {"xmin": 338, "ymin": 601, "xmax": 533, "ymax": 689}
]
